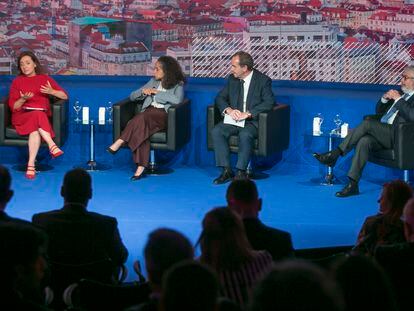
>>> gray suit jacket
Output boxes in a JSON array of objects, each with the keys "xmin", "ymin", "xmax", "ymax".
[{"xmin": 129, "ymin": 78, "xmax": 184, "ymax": 113}]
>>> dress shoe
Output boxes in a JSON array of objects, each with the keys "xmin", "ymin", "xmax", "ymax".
[
  {"xmin": 213, "ymin": 168, "xmax": 234, "ymax": 185},
  {"xmin": 335, "ymin": 182, "xmax": 359, "ymax": 197},
  {"xmin": 106, "ymin": 147, "xmax": 118, "ymax": 155},
  {"xmin": 313, "ymin": 150, "xmax": 340, "ymax": 167},
  {"xmin": 130, "ymin": 173, "xmax": 145, "ymax": 181},
  {"xmin": 234, "ymin": 170, "xmax": 248, "ymax": 180}
]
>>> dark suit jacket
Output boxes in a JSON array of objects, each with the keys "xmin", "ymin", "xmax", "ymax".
[
  {"xmin": 215, "ymin": 69, "xmax": 274, "ymax": 127},
  {"xmin": 32, "ymin": 204, "xmax": 128, "ymax": 266},
  {"xmin": 376, "ymin": 94, "xmax": 414, "ymax": 124},
  {"xmin": 0, "ymin": 210, "xmax": 32, "ymax": 225},
  {"xmin": 243, "ymin": 218, "xmax": 294, "ymax": 261}
]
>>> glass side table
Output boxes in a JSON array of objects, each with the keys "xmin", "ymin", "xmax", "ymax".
[
  {"xmin": 75, "ymin": 120, "xmax": 111, "ymax": 171},
  {"xmin": 307, "ymin": 132, "xmax": 343, "ymax": 185}
]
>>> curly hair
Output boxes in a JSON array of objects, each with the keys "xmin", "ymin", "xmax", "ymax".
[
  {"xmin": 157, "ymin": 56, "xmax": 186, "ymax": 89},
  {"xmin": 17, "ymin": 50, "xmax": 43, "ymax": 75}
]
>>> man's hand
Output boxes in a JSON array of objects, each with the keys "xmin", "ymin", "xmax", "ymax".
[
  {"xmin": 19, "ymin": 91, "xmax": 34, "ymax": 101},
  {"xmin": 237, "ymin": 112, "xmax": 251, "ymax": 121},
  {"xmin": 383, "ymin": 89, "xmax": 401, "ymax": 101},
  {"xmin": 226, "ymin": 107, "xmax": 242, "ymax": 120}
]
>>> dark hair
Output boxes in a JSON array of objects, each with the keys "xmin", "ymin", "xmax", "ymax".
[
  {"xmin": 144, "ymin": 228, "xmax": 194, "ymax": 286},
  {"xmin": 0, "ymin": 223, "xmax": 47, "ymax": 284},
  {"xmin": 382, "ymin": 180, "xmax": 413, "ymax": 222},
  {"xmin": 62, "ymin": 168, "xmax": 92, "ymax": 204},
  {"xmin": 17, "ymin": 51, "xmax": 43, "ymax": 75},
  {"xmin": 251, "ymin": 260, "xmax": 344, "ymax": 311},
  {"xmin": 162, "ymin": 260, "xmax": 219, "ymax": 311},
  {"xmin": 197, "ymin": 207, "xmax": 253, "ymax": 270},
  {"xmin": 157, "ymin": 55, "xmax": 186, "ymax": 89},
  {"xmin": 332, "ymin": 255, "xmax": 398, "ymax": 311},
  {"xmin": 231, "ymin": 51, "xmax": 254, "ymax": 70},
  {"xmin": 226, "ymin": 179, "xmax": 258, "ymax": 204},
  {"xmin": 0, "ymin": 165, "xmax": 11, "ymax": 202}
]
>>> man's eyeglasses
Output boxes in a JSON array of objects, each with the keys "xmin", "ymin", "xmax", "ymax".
[{"xmin": 401, "ymin": 75, "xmax": 414, "ymax": 80}]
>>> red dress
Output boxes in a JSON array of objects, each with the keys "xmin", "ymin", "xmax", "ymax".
[{"xmin": 8, "ymin": 74, "xmax": 67, "ymax": 137}]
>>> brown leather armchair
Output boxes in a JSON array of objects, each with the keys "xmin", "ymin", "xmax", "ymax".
[
  {"xmin": 0, "ymin": 96, "xmax": 68, "ymax": 170},
  {"xmin": 207, "ymin": 104, "xmax": 290, "ymax": 178},
  {"xmin": 113, "ymin": 97, "xmax": 191, "ymax": 174}
]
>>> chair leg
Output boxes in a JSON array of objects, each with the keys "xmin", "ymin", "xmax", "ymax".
[
  {"xmin": 146, "ymin": 150, "xmax": 173, "ymax": 175},
  {"xmin": 403, "ymin": 170, "xmax": 410, "ymax": 183},
  {"xmin": 246, "ymin": 160, "xmax": 269, "ymax": 180}
]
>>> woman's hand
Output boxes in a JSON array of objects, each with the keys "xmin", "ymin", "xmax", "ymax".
[
  {"xmin": 142, "ymin": 88, "xmax": 158, "ymax": 96},
  {"xmin": 40, "ymin": 81, "xmax": 55, "ymax": 95},
  {"xmin": 19, "ymin": 91, "xmax": 34, "ymax": 101}
]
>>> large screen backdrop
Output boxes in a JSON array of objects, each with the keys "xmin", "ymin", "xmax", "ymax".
[{"xmin": 0, "ymin": 0, "xmax": 413, "ymax": 84}]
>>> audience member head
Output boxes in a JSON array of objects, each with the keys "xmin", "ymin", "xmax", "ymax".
[
  {"xmin": 378, "ymin": 180, "xmax": 413, "ymax": 221},
  {"xmin": 401, "ymin": 66, "xmax": 414, "ymax": 93},
  {"xmin": 226, "ymin": 179, "xmax": 262, "ymax": 218},
  {"xmin": 331, "ymin": 254, "xmax": 397, "ymax": 311},
  {"xmin": 60, "ymin": 168, "xmax": 92, "ymax": 206},
  {"xmin": 231, "ymin": 51, "xmax": 254, "ymax": 79},
  {"xmin": 161, "ymin": 260, "xmax": 218, "ymax": 311},
  {"xmin": 0, "ymin": 165, "xmax": 13, "ymax": 210},
  {"xmin": 250, "ymin": 259, "xmax": 344, "ymax": 311},
  {"xmin": 17, "ymin": 50, "xmax": 43, "ymax": 76},
  {"xmin": 144, "ymin": 228, "xmax": 194, "ymax": 292},
  {"xmin": 156, "ymin": 55, "xmax": 186, "ymax": 89},
  {"xmin": 402, "ymin": 198, "xmax": 414, "ymax": 241},
  {"xmin": 197, "ymin": 207, "xmax": 252, "ymax": 270},
  {"xmin": 0, "ymin": 223, "xmax": 48, "ymax": 295}
]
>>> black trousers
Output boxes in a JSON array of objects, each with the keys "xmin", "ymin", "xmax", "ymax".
[
  {"xmin": 211, "ymin": 121, "xmax": 257, "ymax": 170},
  {"xmin": 339, "ymin": 119, "xmax": 393, "ymax": 181}
]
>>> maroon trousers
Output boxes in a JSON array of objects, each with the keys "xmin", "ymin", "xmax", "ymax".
[{"xmin": 119, "ymin": 107, "xmax": 167, "ymax": 167}]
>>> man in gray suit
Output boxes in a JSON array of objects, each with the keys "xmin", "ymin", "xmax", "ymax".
[
  {"xmin": 212, "ymin": 51, "xmax": 275, "ymax": 184},
  {"xmin": 314, "ymin": 66, "xmax": 414, "ymax": 197}
]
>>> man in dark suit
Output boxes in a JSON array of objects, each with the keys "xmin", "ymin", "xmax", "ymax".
[
  {"xmin": 0, "ymin": 165, "xmax": 32, "ymax": 224},
  {"xmin": 32, "ymin": 168, "xmax": 128, "ymax": 279},
  {"xmin": 314, "ymin": 66, "xmax": 414, "ymax": 197},
  {"xmin": 226, "ymin": 179, "xmax": 294, "ymax": 261},
  {"xmin": 212, "ymin": 51, "xmax": 275, "ymax": 184}
]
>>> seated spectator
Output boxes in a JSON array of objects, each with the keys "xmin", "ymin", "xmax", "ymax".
[
  {"xmin": 161, "ymin": 261, "xmax": 219, "ymax": 311},
  {"xmin": 32, "ymin": 168, "xmax": 128, "ymax": 306},
  {"xmin": 0, "ymin": 223, "xmax": 50, "ymax": 310},
  {"xmin": 331, "ymin": 255, "xmax": 397, "ymax": 311},
  {"xmin": 353, "ymin": 180, "xmax": 413, "ymax": 256},
  {"xmin": 375, "ymin": 198, "xmax": 414, "ymax": 311},
  {"xmin": 0, "ymin": 165, "xmax": 31, "ymax": 224},
  {"xmin": 125, "ymin": 228, "xmax": 194, "ymax": 311},
  {"xmin": 226, "ymin": 179, "xmax": 294, "ymax": 260},
  {"xmin": 250, "ymin": 260, "xmax": 344, "ymax": 311},
  {"xmin": 198, "ymin": 207, "xmax": 273, "ymax": 307}
]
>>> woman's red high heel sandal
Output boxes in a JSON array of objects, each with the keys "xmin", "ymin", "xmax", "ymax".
[
  {"xmin": 25, "ymin": 165, "xmax": 36, "ymax": 179},
  {"xmin": 49, "ymin": 144, "xmax": 64, "ymax": 158}
]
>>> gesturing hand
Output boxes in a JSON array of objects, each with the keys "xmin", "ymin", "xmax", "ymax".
[
  {"xmin": 40, "ymin": 81, "xmax": 55, "ymax": 95},
  {"xmin": 19, "ymin": 91, "xmax": 34, "ymax": 101},
  {"xmin": 142, "ymin": 88, "xmax": 158, "ymax": 96},
  {"xmin": 384, "ymin": 89, "xmax": 401, "ymax": 101}
]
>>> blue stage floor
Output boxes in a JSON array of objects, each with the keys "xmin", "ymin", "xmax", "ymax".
[{"xmin": 4, "ymin": 162, "xmax": 382, "ymax": 281}]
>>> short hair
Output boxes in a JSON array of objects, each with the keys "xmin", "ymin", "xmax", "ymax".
[
  {"xmin": 144, "ymin": 228, "xmax": 194, "ymax": 286},
  {"xmin": 0, "ymin": 165, "xmax": 11, "ymax": 202},
  {"xmin": 250, "ymin": 260, "xmax": 344, "ymax": 311},
  {"xmin": 232, "ymin": 51, "xmax": 254, "ymax": 70},
  {"xmin": 381, "ymin": 180, "xmax": 413, "ymax": 221},
  {"xmin": 62, "ymin": 168, "xmax": 92, "ymax": 203},
  {"xmin": 404, "ymin": 66, "xmax": 414, "ymax": 76},
  {"xmin": 17, "ymin": 50, "xmax": 43, "ymax": 75},
  {"xmin": 162, "ymin": 260, "xmax": 219, "ymax": 311},
  {"xmin": 0, "ymin": 223, "xmax": 47, "ymax": 284},
  {"xmin": 226, "ymin": 179, "xmax": 258, "ymax": 204}
]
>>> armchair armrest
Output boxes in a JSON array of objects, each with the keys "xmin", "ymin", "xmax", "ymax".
[
  {"xmin": 166, "ymin": 99, "xmax": 191, "ymax": 150},
  {"xmin": 257, "ymin": 104, "xmax": 290, "ymax": 157},
  {"xmin": 113, "ymin": 98, "xmax": 140, "ymax": 141},
  {"xmin": 207, "ymin": 105, "xmax": 221, "ymax": 150},
  {"xmin": 51, "ymin": 98, "xmax": 68, "ymax": 147},
  {"xmin": 394, "ymin": 122, "xmax": 414, "ymax": 169}
]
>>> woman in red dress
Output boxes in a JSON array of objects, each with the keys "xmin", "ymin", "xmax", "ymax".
[{"xmin": 8, "ymin": 51, "xmax": 68, "ymax": 179}]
